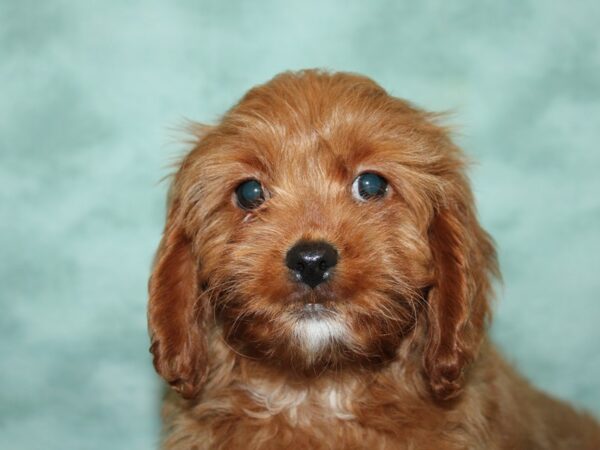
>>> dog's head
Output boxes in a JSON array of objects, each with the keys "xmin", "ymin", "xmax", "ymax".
[{"xmin": 148, "ymin": 70, "xmax": 497, "ymax": 402}]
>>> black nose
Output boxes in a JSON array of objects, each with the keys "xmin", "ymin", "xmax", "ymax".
[{"xmin": 285, "ymin": 241, "xmax": 338, "ymax": 289}]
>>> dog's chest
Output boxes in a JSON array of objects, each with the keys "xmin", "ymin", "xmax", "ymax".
[{"xmin": 240, "ymin": 381, "xmax": 356, "ymax": 425}]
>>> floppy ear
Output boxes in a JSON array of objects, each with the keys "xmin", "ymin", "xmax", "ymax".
[
  {"xmin": 423, "ymin": 185, "xmax": 497, "ymax": 401},
  {"xmin": 148, "ymin": 196, "xmax": 207, "ymax": 399}
]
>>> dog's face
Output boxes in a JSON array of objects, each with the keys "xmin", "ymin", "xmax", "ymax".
[{"xmin": 148, "ymin": 71, "xmax": 497, "ymax": 401}]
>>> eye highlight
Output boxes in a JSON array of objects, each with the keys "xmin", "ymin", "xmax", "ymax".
[
  {"xmin": 235, "ymin": 179, "xmax": 265, "ymax": 210},
  {"xmin": 352, "ymin": 172, "xmax": 388, "ymax": 202}
]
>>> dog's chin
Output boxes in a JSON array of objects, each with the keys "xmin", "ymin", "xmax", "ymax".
[
  {"xmin": 289, "ymin": 303, "xmax": 350, "ymax": 357},
  {"xmin": 218, "ymin": 299, "xmax": 349, "ymax": 369},
  {"xmin": 219, "ymin": 294, "xmax": 407, "ymax": 377}
]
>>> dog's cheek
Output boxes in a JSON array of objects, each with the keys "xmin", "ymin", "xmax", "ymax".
[
  {"xmin": 336, "ymin": 208, "xmax": 431, "ymax": 297},
  {"xmin": 190, "ymin": 211, "xmax": 239, "ymax": 275},
  {"xmin": 381, "ymin": 208, "xmax": 433, "ymax": 288},
  {"xmin": 230, "ymin": 245, "xmax": 295, "ymax": 309},
  {"xmin": 340, "ymin": 295, "xmax": 412, "ymax": 355}
]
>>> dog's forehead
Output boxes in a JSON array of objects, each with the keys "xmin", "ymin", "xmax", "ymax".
[
  {"xmin": 186, "ymin": 72, "xmax": 451, "ymax": 201},
  {"xmin": 213, "ymin": 122, "xmax": 379, "ymax": 189},
  {"xmin": 212, "ymin": 78, "xmax": 410, "ymax": 176}
]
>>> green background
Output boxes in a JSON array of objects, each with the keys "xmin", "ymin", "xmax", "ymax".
[{"xmin": 1, "ymin": 1, "xmax": 599, "ymax": 448}]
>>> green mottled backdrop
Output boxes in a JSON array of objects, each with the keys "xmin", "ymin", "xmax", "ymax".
[{"xmin": 1, "ymin": 1, "xmax": 599, "ymax": 448}]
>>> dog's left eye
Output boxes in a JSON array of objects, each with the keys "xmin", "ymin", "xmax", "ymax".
[
  {"xmin": 235, "ymin": 179, "xmax": 266, "ymax": 210},
  {"xmin": 352, "ymin": 172, "xmax": 388, "ymax": 201}
]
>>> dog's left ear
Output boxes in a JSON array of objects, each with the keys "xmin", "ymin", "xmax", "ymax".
[
  {"xmin": 148, "ymin": 194, "xmax": 208, "ymax": 399},
  {"xmin": 424, "ymin": 178, "xmax": 497, "ymax": 401}
]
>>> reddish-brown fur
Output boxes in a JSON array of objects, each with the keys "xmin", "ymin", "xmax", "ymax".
[{"xmin": 148, "ymin": 70, "xmax": 600, "ymax": 449}]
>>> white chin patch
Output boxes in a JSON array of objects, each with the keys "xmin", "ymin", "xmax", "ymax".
[{"xmin": 293, "ymin": 317, "xmax": 348, "ymax": 354}]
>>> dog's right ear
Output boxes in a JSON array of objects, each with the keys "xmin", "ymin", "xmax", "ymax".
[{"xmin": 148, "ymin": 196, "xmax": 207, "ymax": 399}]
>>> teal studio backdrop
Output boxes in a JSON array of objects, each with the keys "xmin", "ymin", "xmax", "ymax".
[{"xmin": 1, "ymin": 1, "xmax": 599, "ymax": 448}]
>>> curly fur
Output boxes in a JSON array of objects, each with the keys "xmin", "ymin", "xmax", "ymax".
[{"xmin": 148, "ymin": 70, "xmax": 600, "ymax": 449}]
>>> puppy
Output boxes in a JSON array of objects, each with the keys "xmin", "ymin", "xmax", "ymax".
[{"xmin": 148, "ymin": 70, "xmax": 600, "ymax": 449}]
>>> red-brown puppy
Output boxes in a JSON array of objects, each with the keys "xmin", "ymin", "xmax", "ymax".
[{"xmin": 148, "ymin": 70, "xmax": 600, "ymax": 449}]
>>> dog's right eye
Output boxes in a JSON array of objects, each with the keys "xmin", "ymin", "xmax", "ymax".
[{"xmin": 235, "ymin": 179, "xmax": 265, "ymax": 210}]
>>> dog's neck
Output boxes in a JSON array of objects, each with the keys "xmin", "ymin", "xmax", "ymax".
[{"xmin": 192, "ymin": 325, "xmax": 444, "ymax": 427}]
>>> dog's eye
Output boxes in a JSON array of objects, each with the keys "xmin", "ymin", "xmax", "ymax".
[
  {"xmin": 352, "ymin": 173, "xmax": 388, "ymax": 201},
  {"xmin": 235, "ymin": 179, "xmax": 265, "ymax": 210}
]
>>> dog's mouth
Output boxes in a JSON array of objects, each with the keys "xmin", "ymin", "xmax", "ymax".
[
  {"xmin": 285, "ymin": 301, "xmax": 336, "ymax": 321},
  {"xmin": 285, "ymin": 287, "xmax": 338, "ymax": 310},
  {"xmin": 285, "ymin": 289, "xmax": 339, "ymax": 320},
  {"xmin": 298, "ymin": 303, "xmax": 332, "ymax": 320}
]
